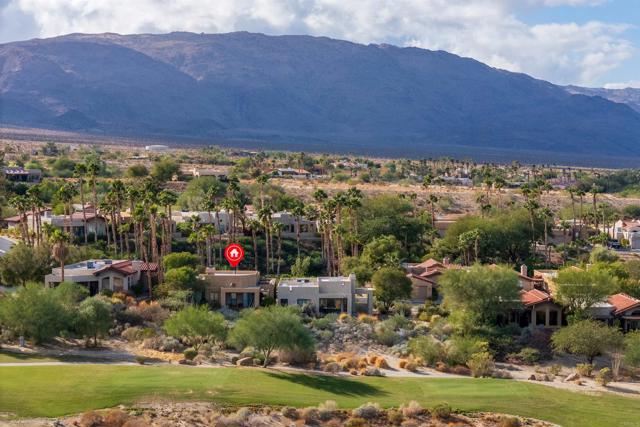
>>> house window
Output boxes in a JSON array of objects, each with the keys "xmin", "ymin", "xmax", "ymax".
[
  {"xmin": 279, "ymin": 298, "xmax": 288, "ymax": 305},
  {"xmin": 549, "ymin": 310, "xmax": 559, "ymax": 326},
  {"xmin": 297, "ymin": 299, "xmax": 311, "ymax": 306},
  {"xmin": 319, "ymin": 298, "xmax": 348, "ymax": 314},
  {"xmin": 536, "ymin": 310, "xmax": 546, "ymax": 326}
]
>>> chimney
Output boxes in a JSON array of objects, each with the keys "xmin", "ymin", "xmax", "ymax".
[{"xmin": 520, "ymin": 264, "xmax": 528, "ymax": 277}]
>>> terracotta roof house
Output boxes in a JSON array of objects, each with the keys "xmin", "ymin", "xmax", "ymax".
[
  {"xmin": 611, "ymin": 220, "xmax": 640, "ymax": 249},
  {"xmin": 405, "ymin": 258, "xmax": 460, "ymax": 303},
  {"xmin": 517, "ymin": 288, "xmax": 565, "ymax": 329},
  {"xmin": 45, "ymin": 259, "xmax": 157, "ymax": 295},
  {"xmin": 607, "ymin": 293, "xmax": 640, "ymax": 332}
]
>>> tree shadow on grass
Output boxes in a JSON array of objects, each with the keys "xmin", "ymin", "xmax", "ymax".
[{"xmin": 264, "ymin": 371, "xmax": 386, "ymax": 397}]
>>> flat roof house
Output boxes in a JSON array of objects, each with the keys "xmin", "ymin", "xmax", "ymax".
[
  {"xmin": 270, "ymin": 212, "xmax": 319, "ymax": 241},
  {"xmin": 277, "ymin": 274, "xmax": 373, "ymax": 315},
  {"xmin": 199, "ymin": 269, "xmax": 272, "ymax": 310},
  {"xmin": 2, "ymin": 167, "xmax": 42, "ymax": 183},
  {"xmin": 45, "ymin": 259, "xmax": 157, "ymax": 295}
]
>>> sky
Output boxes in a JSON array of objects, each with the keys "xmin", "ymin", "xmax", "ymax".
[{"xmin": 0, "ymin": 0, "xmax": 638, "ymax": 88}]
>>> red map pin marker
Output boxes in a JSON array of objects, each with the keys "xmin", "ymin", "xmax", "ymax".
[{"xmin": 224, "ymin": 243, "xmax": 245, "ymax": 268}]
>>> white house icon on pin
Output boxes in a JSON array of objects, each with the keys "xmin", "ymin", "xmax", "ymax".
[{"xmin": 230, "ymin": 248, "xmax": 239, "ymax": 258}]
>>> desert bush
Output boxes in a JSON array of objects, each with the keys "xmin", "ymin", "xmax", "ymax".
[
  {"xmin": 398, "ymin": 359, "xmax": 408, "ymax": 369},
  {"xmin": 318, "ymin": 400, "xmax": 338, "ymax": 421},
  {"xmin": 374, "ymin": 357, "xmax": 390, "ymax": 369},
  {"xmin": 345, "ymin": 417, "xmax": 366, "ymax": 427},
  {"xmin": 362, "ymin": 367, "xmax": 384, "ymax": 376},
  {"xmin": 430, "ymin": 403, "xmax": 451, "ymax": 419},
  {"xmin": 576, "ymin": 363, "xmax": 595, "ymax": 377},
  {"xmin": 404, "ymin": 360, "xmax": 419, "ymax": 372},
  {"xmin": 79, "ymin": 411, "xmax": 103, "ymax": 427},
  {"xmin": 400, "ymin": 401, "xmax": 423, "ymax": 418},
  {"xmin": 374, "ymin": 323, "xmax": 400, "ymax": 346},
  {"xmin": 126, "ymin": 301, "xmax": 169, "ymax": 324},
  {"xmin": 408, "ymin": 336, "xmax": 443, "ymax": 366},
  {"xmin": 338, "ymin": 313, "xmax": 352, "ymax": 323},
  {"xmin": 367, "ymin": 354, "xmax": 378, "ymax": 365},
  {"xmin": 444, "ymin": 336, "xmax": 487, "ymax": 366},
  {"xmin": 387, "ymin": 409, "xmax": 404, "ymax": 425},
  {"xmin": 358, "ymin": 314, "xmax": 378, "ymax": 324},
  {"xmin": 385, "ymin": 314, "xmax": 412, "ymax": 330},
  {"xmin": 450, "ymin": 365, "xmax": 472, "ymax": 376},
  {"xmin": 491, "ymin": 369, "xmax": 513, "ymax": 379},
  {"xmin": 467, "ymin": 351, "xmax": 495, "ymax": 378},
  {"xmin": 183, "ymin": 348, "xmax": 198, "ymax": 361},
  {"xmin": 278, "ymin": 347, "xmax": 317, "ymax": 365},
  {"xmin": 300, "ymin": 407, "xmax": 319, "ymax": 423},
  {"xmin": 311, "ymin": 314, "xmax": 337, "ymax": 330},
  {"xmin": 134, "ymin": 355, "xmax": 146, "ymax": 365},
  {"xmin": 158, "ymin": 336, "xmax": 183, "ymax": 352},
  {"xmin": 121, "ymin": 326, "xmax": 145, "ymax": 342},
  {"xmin": 548, "ymin": 364, "xmax": 562, "ymax": 376},
  {"xmin": 499, "ymin": 416, "xmax": 521, "ymax": 427},
  {"xmin": 323, "ymin": 362, "xmax": 341, "ymax": 373},
  {"xmin": 596, "ymin": 367, "xmax": 613, "ymax": 386},
  {"xmin": 393, "ymin": 301, "xmax": 412, "ymax": 317},
  {"xmin": 508, "ymin": 347, "xmax": 541, "ymax": 365},
  {"xmin": 400, "ymin": 420, "xmax": 419, "ymax": 427},
  {"xmin": 281, "ymin": 407, "xmax": 299, "ymax": 420},
  {"xmin": 102, "ymin": 410, "xmax": 130, "ymax": 427},
  {"xmin": 352, "ymin": 402, "xmax": 381, "ymax": 419}
]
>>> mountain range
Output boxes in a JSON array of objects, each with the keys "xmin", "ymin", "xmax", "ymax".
[{"xmin": 1, "ymin": 32, "xmax": 640, "ymax": 165}]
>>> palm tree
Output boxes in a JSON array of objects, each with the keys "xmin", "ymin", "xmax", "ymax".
[
  {"xmin": 540, "ymin": 206, "xmax": 554, "ymax": 266},
  {"xmin": 158, "ymin": 189, "xmax": 177, "ymax": 257},
  {"xmin": 256, "ymin": 174, "xmax": 270, "ymax": 208},
  {"xmin": 258, "ymin": 205, "xmax": 273, "ymax": 273},
  {"xmin": 576, "ymin": 188, "xmax": 586, "ymax": 238},
  {"xmin": 590, "ymin": 183, "xmax": 601, "ymax": 230},
  {"xmin": 428, "ymin": 194, "xmax": 439, "ymax": 227},
  {"xmin": 86, "ymin": 159, "xmax": 100, "ymax": 243},
  {"xmin": 26, "ymin": 185, "xmax": 45, "ymax": 246},
  {"xmin": 57, "ymin": 182, "xmax": 77, "ymax": 236},
  {"xmin": 272, "ymin": 222, "xmax": 284, "ymax": 276},
  {"xmin": 567, "ymin": 186, "xmax": 577, "ymax": 241},
  {"xmin": 346, "ymin": 187, "xmax": 363, "ymax": 257},
  {"xmin": 74, "ymin": 163, "xmax": 88, "ymax": 243},
  {"xmin": 291, "ymin": 201, "xmax": 305, "ymax": 258},
  {"xmin": 247, "ymin": 218, "xmax": 261, "ymax": 271},
  {"xmin": 9, "ymin": 195, "xmax": 30, "ymax": 244},
  {"xmin": 50, "ymin": 230, "xmax": 70, "ymax": 283}
]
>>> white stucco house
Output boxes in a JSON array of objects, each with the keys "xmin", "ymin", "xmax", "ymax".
[
  {"xmin": 611, "ymin": 220, "xmax": 640, "ymax": 249},
  {"xmin": 276, "ymin": 274, "xmax": 373, "ymax": 315}
]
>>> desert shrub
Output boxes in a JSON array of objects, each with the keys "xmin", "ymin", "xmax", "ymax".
[
  {"xmin": 400, "ymin": 421, "xmax": 419, "ymax": 427},
  {"xmin": 548, "ymin": 364, "xmax": 562, "ymax": 376},
  {"xmin": 126, "ymin": 301, "xmax": 169, "ymax": 324},
  {"xmin": 103, "ymin": 410, "xmax": 130, "ymax": 427},
  {"xmin": 408, "ymin": 336, "xmax": 443, "ymax": 366},
  {"xmin": 492, "ymin": 369, "xmax": 513, "ymax": 379},
  {"xmin": 134, "ymin": 356, "xmax": 146, "ymax": 365},
  {"xmin": 158, "ymin": 336, "xmax": 183, "ymax": 352},
  {"xmin": 444, "ymin": 336, "xmax": 487, "ymax": 366},
  {"xmin": 499, "ymin": 416, "xmax": 520, "ymax": 427},
  {"xmin": 79, "ymin": 411, "xmax": 103, "ymax": 427},
  {"xmin": 345, "ymin": 417, "xmax": 367, "ymax": 427},
  {"xmin": 387, "ymin": 409, "xmax": 404, "ymax": 425},
  {"xmin": 121, "ymin": 326, "xmax": 145, "ymax": 342},
  {"xmin": 323, "ymin": 362, "xmax": 341, "ymax": 373},
  {"xmin": 281, "ymin": 407, "xmax": 299, "ymax": 420},
  {"xmin": 183, "ymin": 348, "xmax": 198, "ymax": 361},
  {"xmin": 398, "ymin": 359, "xmax": 408, "ymax": 369},
  {"xmin": 508, "ymin": 347, "xmax": 541, "ymax": 365},
  {"xmin": 352, "ymin": 402, "xmax": 381, "ymax": 419},
  {"xmin": 400, "ymin": 401, "xmax": 423, "ymax": 418},
  {"xmin": 358, "ymin": 314, "xmax": 378, "ymax": 324},
  {"xmin": 374, "ymin": 357, "xmax": 390, "ymax": 369},
  {"xmin": 311, "ymin": 314, "xmax": 337, "ymax": 330},
  {"xmin": 393, "ymin": 301, "xmax": 412, "ymax": 317},
  {"xmin": 404, "ymin": 360, "xmax": 419, "ymax": 372},
  {"xmin": 450, "ymin": 365, "xmax": 471, "ymax": 376},
  {"xmin": 430, "ymin": 403, "xmax": 451, "ymax": 419},
  {"xmin": 318, "ymin": 400, "xmax": 338, "ymax": 421},
  {"xmin": 576, "ymin": 363, "xmax": 595, "ymax": 377},
  {"xmin": 362, "ymin": 367, "xmax": 384, "ymax": 376},
  {"xmin": 467, "ymin": 351, "xmax": 495, "ymax": 378},
  {"xmin": 338, "ymin": 313, "xmax": 351, "ymax": 323},
  {"xmin": 385, "ymin": 314, "xmax": 412, "ymax": 331},
  {"xmin": 595, "ymin": 367, "xmax": 613, "ymax": 386},
  {"xmin": 300, "ymin": 407, "xmax": 319, "ymax": 423},
  {"xmin": 278, "ymin": 347, "xmax": 317, "ymax": 365},
  {"xmin": 374, "ymin": 324, "xmax": 400, "ymax": 346}
]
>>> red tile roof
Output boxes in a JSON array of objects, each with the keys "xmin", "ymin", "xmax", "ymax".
[
  {"xmin": 520, "ymin": 289, "xmax": 552, "ymax": 307},
  {"xmin": 96, "ymin": 261, "xmax": 158, "ymax": 276},
  {"xmin": 415, "ymin": 258, "xmax": 444, "ymax": 269},
  {"xmin": 608, "ymin": 293, "xmax": 640, "ymax": 316},
  {"xmin": 407, "ymin": 274, "xmax": 437, "ymax": 285}
]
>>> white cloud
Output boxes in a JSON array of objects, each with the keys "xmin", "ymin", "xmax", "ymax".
[
  {"xmin": 1, "ymin": 0, "xmax": 634, "ymax": 85},
  {"xmin": 604, "ymin": 81, "xmax": 640, "ymax": 89}
]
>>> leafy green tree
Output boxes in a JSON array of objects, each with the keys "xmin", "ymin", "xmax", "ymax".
[
  {"xmin": 75, "ymin": 297, "xmax": 113, "ymax": 347},
  {"xmin": 164, "ymin": 306, "xmax": 227, "ymax": 350},
  {"xmin": 589, "ymin": 247, "xmax": 619, "ymax": 263},
  {"xmin": 125, "ymin": 164, "xmax": 149, "ymax": 178},
  {"xmin": 0, "ymin": 243, "xmax": 52, "ymax": 286},
  {"xmin": 151, "ymin": 157, "xmax": 180, "ymax": 182},
  {"xmin": 439, "ymin": 264, "xmax": 521, "ymax": 326},
  {"xmin": 290, "ymin": 256, "xmax": 312, "ymax": 277},
  {"xmin": 624, "ymin": 331, "xmax": 640, "ymax": 368},
  {"xmin": 371, "ymin": 267, "xmax": 412, "ymax": 311},
  {"xmin": 362, "ymin": 235, "xmax": 402, "ymax": 270},
  {"xmin": 555, "ymin": 268, "xmax": 617, "ymax": 318},
  {"xmin": 161, "ymin": 267, "xmax": 201, "ymax": 295},
  {"xmin": 340, "ymin": 256, "xmax": 373, "ymax": 285},
  {"xmin": 177, "ymin": 176, "xmax": 224, "ymax": 211},
  {"xmin": 0, "ymin": 283, "xmax": 70, "ymax": 343},
  {"xmin": 163, "ymin": 252, "xmax": 200, "ymax": 271},
  {"xmin": 228, "ymin": 305, "xmax": 314, "ymax": 367},
  {"xmin": 552, "ymin": 319, "xmax": 624, "ymax": 363}
]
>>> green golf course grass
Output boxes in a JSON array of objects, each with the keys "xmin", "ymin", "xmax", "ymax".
[
  {"xmin": 0, "ymin": 350, "xmax": 109, "ymax": 364},
  {"xmin": 1, "ymin": 365, "xmax": 639, "ymax": 426}
]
